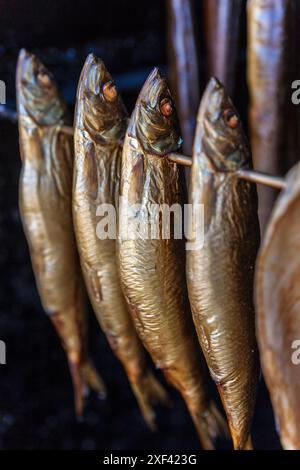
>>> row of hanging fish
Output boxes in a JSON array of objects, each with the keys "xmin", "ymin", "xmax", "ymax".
[{"xmin": 16, "ymin": 46, "xmax": 300, "ymax": 450}]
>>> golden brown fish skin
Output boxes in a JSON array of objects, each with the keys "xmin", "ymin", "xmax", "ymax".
[
  {"xmin": 247, "ymin": 0, "xmax": 290, "ymax": 230},
  {"xmin": 118, "ymin": 68, "xmax": 228, "ymax": 449},
  {"xmin": 17, "ymin": 49, "xmax": 106, "ymax": 416},
  {"xmin": 186, "ymin": 78, "xmax": 260, "ymax": 450},
  {"xmin": 72, "ymin": 55, "xmax": 168, "ymax": 430},
  {"xmin": 204, "ymin": 0, "xmax": 243, "ymax": 96},
  {"xmin": 255, "ymin": 162, "xmax": 300, "ymax": 450}
]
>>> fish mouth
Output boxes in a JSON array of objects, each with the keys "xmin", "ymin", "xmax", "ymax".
[
  {"xmin": 77, "ymin": 54, "xmax": 128, "ymax": 143},
  {"xmin": 196, "ymin": 77, "xmax": 224, "ymax": 130},
  {"xmin": 137, "ymin": 67, "xmax": 162, "ymax": 107},
  {"xmin": 16, "ymin": 49, "xmax": 65, "ymax": 126},
  {"xmin": 79, "ymin": 53, "xmax": 110, "ymax": 97},
  {"xmin": 17, "ymin": 48, "xmax": 56, "ymax": 95},
  {"xmin": 82, "ymin": 55, "xmax": 118, "ymax": 114},
  {"xmin": 129, "ymin": 67, "xmax": 182, "ymax": 156},
  {"xmin": 17, "ymin": 48, "xmax": 36, "ymax": 88},
  {"xmin": 194, "ymin": 77, "xmax": 249, "ymax": 172},
  {"xmin": 18, "ymin": 48, "xmax": 34, "ymax": 66}
]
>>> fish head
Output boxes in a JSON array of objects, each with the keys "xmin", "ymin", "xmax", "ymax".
[
  {"xmin": 196, "ymin": 77, "xmax": 250, "ymax": 172},
  {"xmin": 129, "ymin": 67, "xmax": 182, "ymax": 155},
  {"xmin": 17, "ymin": 49, "xmax": 66, "ymax": 125},
  {"xmin": 79, "ymin": 54, "xmax": 128, "ymax": 143}
]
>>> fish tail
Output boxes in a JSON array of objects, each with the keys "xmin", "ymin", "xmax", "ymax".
[
  {"xmin": 68, "ymin": 359, "xmax": 87, "ymax": 417},
  {"xmin": 49, "ymin": 313, "xmax": 85, "ymax": 416},
  {"xmin": 130, "ymin": 371, "xmax": 170, "ymax": 431},
  {"xmin": 68, "ymin": 359, "xmax": 106, "ymax": 417},
  {"xmin": 49, "ymin": 307, "xmax": 106, "ymax": 416},
  {"xmin": 82, "ymin": 359, "xmax": 107, "ymax": 399},
  {"xmin": 242, "ymin": 435, "xmax": 253, "ymax": 450},
  {"xmin": 216, "ymin": 384, "xmax": 253, "ymax": 450},
  {"xmin": 185, "ymin": 398, "xmax": 229, "ymax": 450},
  {"xmin": 232, "ymin": 433, "xmax": 253, "ymax": 450}
]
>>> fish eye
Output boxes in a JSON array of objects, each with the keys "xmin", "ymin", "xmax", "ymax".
[
  {"xmin": 160, "ymin": 98, "xmax": 173, "ymax": 117},
  {"xmin": 223, "ymin": 108, "xmax": 239, "ymax": 129},
  {"xmin": 103, "ymin": 80, "xmax": 117, "ymax": 102},
  {"xmin": 37, "ymin": 71, "xmax": 51, "ymax": 87}
]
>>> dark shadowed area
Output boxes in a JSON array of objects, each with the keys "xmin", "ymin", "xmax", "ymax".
[{"xmin": 0, "ymin": 0, "xmax": 280, "ymax": 450}]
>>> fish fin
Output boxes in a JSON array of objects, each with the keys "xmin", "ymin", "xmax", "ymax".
[
  {"xmin": 49, "ymin": 313, "xmax": 86, "ymax": 417},
  {"xmin": 242, "ymin": 435, "xmax": 253, "ymax": 450},
  {"xmin": 207, "ymin": 401, "xmax": 230, "ymax": 439},
  {"xmin": 82, "ymin": 359, "xmax": 107, "ymax": 400},
  {"xmin": 187, "ymin": 400, "xmax": 229, "ymax": 450},
  {"xmin": 236, "ymin": 434, "xmax": 253, "ymax": 451},
  {"xmin": 68, "ymin": 360, "xmax": 87, "ymax": 417},
  {"xmin": 216, "ymin": 384, "xmax": 254, "ymax": 450},
  {"xmin": 130, "ymin": 371, "xmax": 170, "ymax": 431},
  {"xmin": 68, "ymin": 359, "xmax": 106, "ymax": 417}
]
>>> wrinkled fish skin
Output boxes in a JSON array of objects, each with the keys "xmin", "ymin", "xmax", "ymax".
[
  {"xmin": 17, "ymin": 49, "xmax": 105, "ymax": 416},
  {"xmin": 256, "ymin": 162, "xmax": 300, "ymax": 450},
  {"xmin": 186, "ymin": 78, "xmax": 260, "ymax": 450},
  {"xmin": 118, "ymin": 68, "xmax": 228, "ymax": 449},
  {"xmin": 73, "ymin": 55, "xmax": 168, "ymax": 430},
  {"xmin": 247, "ymin": 0, "xmax": 290, "ymax": 229},
  {"xmin": 204, "ymin": 0, "xmax": 243, "ymax": 96}
]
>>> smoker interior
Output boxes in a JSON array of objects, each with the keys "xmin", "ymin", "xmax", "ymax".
[{"xmin": 0, "ymin": 0, "xmax": 280, "ymax": 449}]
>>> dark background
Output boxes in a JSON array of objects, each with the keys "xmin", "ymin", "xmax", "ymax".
[{"xmin": 0, "ymin": 0, "xmax": 280, "ymax": 450}]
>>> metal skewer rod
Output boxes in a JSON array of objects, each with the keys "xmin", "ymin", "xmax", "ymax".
[
  {"xmin": 1, "ymin": 106, "xmax": 287, "ymax": 189},
  {"xmin": 0, "ymin": 107, "xmax": 74, "ymax": 137},
  {"xmin": 167, "ymin": 152, "xmax": 192, "ymax": 167},
  {"xmin": 236, "ymin": 168, "xmax": 286, "ymax": 190},
  {"xmin": 167, "ymin": 152, "xmax": 287, "ymax": 190}
]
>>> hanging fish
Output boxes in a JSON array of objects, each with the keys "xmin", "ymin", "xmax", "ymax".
[
  {"xmin": 247, "ymin": 0, "xmax": 290, "ymax": 229},
  {"xmin": 167, "ymin": 0, "xmax": 200, "ymax": 155},
  {"xmin": 204, "ymin": 0, "xmax": 243, "ymax": 97},
  {"xmin": 73, "ymin": 54, "xmax": 169, "ymax": 430},
  {"xmin": 118, "ymin": 68, "xmax": 228, "ymax": 449},
  {"xmin": 17, "ymin": 49, "xmax": 106, "ymax": 416},
  {"xmin": 255, "ymin": 161, "xmax": 300, "ymax": 450},
  {"xmin": 186, "ymin": 77, "xmax": 260, "ymax": 450},
  {"xmin": 285, "ymin": 0, "xmax": 300, "ymax": 171}
]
